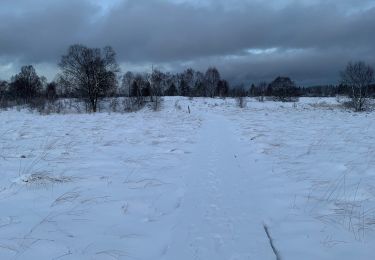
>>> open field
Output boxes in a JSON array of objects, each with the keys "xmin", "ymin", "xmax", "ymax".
[{"xmin": 1, "ymin": 97, "xmax": 375, "ymax": 259}]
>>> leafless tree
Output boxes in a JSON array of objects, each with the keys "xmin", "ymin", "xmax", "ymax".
[
  {"xmin": 257, "ymin": 81, "xmax": 268, "ymax": 102},
  {"xmin": 59, "ymin": 44, "xmax": 119, "ymax": 112},
  {"xmin": 9, "ymin": 65, "xmax": 42, "ymax": 103},
  {"xmin": 181, "ymin": 68, "xmax": 194, "ymax": 96},
  {"xmin": 0, "ymin": 80, "xmax": 8, "ymax": 107},
  {"xmin": 235, "ymin": 86, "xmax": 247, "ymax": 108},
  {"xmin": 150, "ymin": 68, "xmax": 165, "ymax": 110},
  {"xmin": 0, "ymin": 81, "xmax": 7, "ymax": 93},
  {"xmin": 122, "ymin": 71, "xmax": 134, "ymax": 97},
  {"xmin": 340, "ymin": 61, "xmax": 374, "ymax": 111},
  {"xmin": 269, "ymin": 76, "xmax": 299, "ymax": 102},
  {"xmin": 131, "ymin": 74, "xmax": 146, "ymax": 108},
  {"xmin": 217, "ymin": 80, "xmax": 229, "ymax": 97},
  {"xmin": 205, "ymin": 67, "xmax": 220, "ymax": 98},
  {"xmin": 46, "ymin": 82, "xmax": 57, "ymax": 101},
  {"xmin": 193, "ymin": 71, "xmax": 206, "ymax": 97}
]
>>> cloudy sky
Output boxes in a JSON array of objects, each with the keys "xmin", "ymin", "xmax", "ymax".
[{"xmin": 1, "ymin": 0, "xmax": 374, "ymax": 85}]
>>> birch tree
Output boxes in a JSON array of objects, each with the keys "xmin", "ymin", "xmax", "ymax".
[
  {"xmin": 205, "ymin": 67, "xmax": 220, "ymax": 98},
  {"xmin": 341, "ymin": 61, "xmax": 374, "ymax": 111}
]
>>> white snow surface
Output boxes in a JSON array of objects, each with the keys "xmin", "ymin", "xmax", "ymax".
[{"xmin": 1, "ymin": 97, "xmax": 375, "ymax": 259}]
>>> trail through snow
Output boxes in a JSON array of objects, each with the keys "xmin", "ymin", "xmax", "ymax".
[{"xmin": 165, "ymin": 113, "xmax": 275, "ymax": 260}]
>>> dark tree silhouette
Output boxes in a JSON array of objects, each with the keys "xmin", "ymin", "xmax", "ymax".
[
  {"xmin": 269, "ymin": 76, "xmax": 299, "ymax": 102},
  {"xmin": 217, "ymin": 80, "xmax": 229, "ymax": 97},
  {"xmin": 46, "ymin": 82, "xmax": 57, "ymax": 101},
  {"xmin": 192, "ymin": 71, "xmax": 206, "ymax": 97},
  {"xmin": 258, "ymin": 82, "xmax": 267, "ymax": 102},
  {"xmin": 0, "ymin": 80, "xmax": 8, "ymax": 106},
  {"xmin": 59, "ymin": 44, "xmax": 119, "ymax": 112},
  {"xmin": 166, "ymin": 83, "xmax": 178, "ymax": 96},
  {"xmin": 150, "ymin": 69, "xmax": 165, "ymax": 98},
  {"xmin": 131, "ymin": 81, "xmax": 140, "ymax": 97},
  {"xmin": 10, "ymin": 65, "xmax": 42, "ymax": 102},
  {"xmin": 122, "ymin": 71, "xmax": 134, "ymax": 97},
  {"xmin": 205, "ymin": 67, "xmax": 220, "ymax": 98},
  {"xmin": 179, "ymin": 79, "xmax": 190, "ymax": 96},
  {"xmin": 181, "ymin": 68, "xmax": 194, "ymax": 96}
]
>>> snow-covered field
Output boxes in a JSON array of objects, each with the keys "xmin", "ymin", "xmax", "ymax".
[{"xmin": 1, "ymin": 97, "xmax": 375, "ymax": 260}]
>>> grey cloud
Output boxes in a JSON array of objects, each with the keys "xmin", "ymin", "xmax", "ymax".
[
  {"xmin": 0, "ymin": 0, "xmax": 99, "ymax": 62},
  {"xmin": 0, "ymin": 0, "xmax": 374, "ymax": 85},
  {"xmin": 92, "ymin": 0, "xmax": 375, "ymax": 63}
]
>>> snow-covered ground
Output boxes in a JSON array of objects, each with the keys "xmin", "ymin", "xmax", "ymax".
[{"xmin": 1, "ymin": 97, "xmax": 375, "ymax": 259}]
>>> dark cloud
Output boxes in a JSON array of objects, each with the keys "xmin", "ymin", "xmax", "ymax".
[
  {"xmin": 0, "ymin": 0, "xmax": 98, "ymax": 62},
  {"xmin": 0, "ymin": 0, "xmax": 374, "ymax": 85},
  {"xmin": 95, "ymin": 0, "xmax": 375, "ymax": 62}
]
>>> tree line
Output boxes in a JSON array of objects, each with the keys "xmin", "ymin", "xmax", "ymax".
[
  {"xmin": 0, "ymin": 44, "xmax": 374, "ymax": 112},
  {"xmin": 0, "ymin": 44, "xmax": 231, "ymax": 112}
]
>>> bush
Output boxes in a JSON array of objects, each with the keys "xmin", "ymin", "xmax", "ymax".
[{"xmin": 236, "ymin": 96, "xmax": 247, "ymax": 108}]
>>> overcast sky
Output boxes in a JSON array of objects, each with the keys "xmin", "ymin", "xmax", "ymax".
[{"xmin": 1, "ymin": 0, "xmax": 374, "ymax": 86}]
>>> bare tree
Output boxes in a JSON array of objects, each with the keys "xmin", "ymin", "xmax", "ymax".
[
  {"xmin": 0, "ymin": 81, "xmax": 6, "ymax": 97},
  {"xmin": 205, "ymin": 67, "xmax": 220, "ymax": 98},
  {"xmin": 46, "ymin": 82, "xmax": 57, "ymax": 101},
  {"xmin": 235, "ymin": 86, "xmax": 247, "ymax": 108},
  {"xmin": 340, "ymin": 61, "xmax": 374, "ymax": 111},
  {"xmin": 165, "ymin": 72, "xmax": 178, "ymax": 96},
  {"xmin": 59, "ymin": 44, "xmax": 119, "ymax": 112},
  {"xmin": 181, "ymin": 68, "xmax": 194, "ymax": 96},
  {"xmin": 150, "ymin": 68, "xmax": 165, "ymax": 110},
  {"xmin": 217, "ymin": 80, "xmax": 229, "ymax": 97},
  {"xmin": 0, "ymin": 80, "xmax": 8, "ymax": 107},
  {"xmin": 269, "ymin": 76, "xmax": 299, "ymax": 102},
  {"xmin": 193, "ymin": 71, "xmax": 206, "ymax": 97},
  {"xmin": 9, "ymin": 65, "xmax": 42, "ymax": 103},
  {"xmin": 130, "ymin": 73, "xmax": 147, "ymax": 108},
  {"xmin": 257, "ymin": 81, "xmax": 268, "ymax": 102},
  {"xmin": 122, "ymin": 71, "xmax": 134, "ymax": 97}
]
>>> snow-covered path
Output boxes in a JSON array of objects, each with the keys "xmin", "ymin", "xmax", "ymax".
[{"xmin": 166, "ymin": 113, "xmax": 276, "ymax": 260}]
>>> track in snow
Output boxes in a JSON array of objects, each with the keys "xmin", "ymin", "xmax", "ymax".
[{"xmin": 165, "ymin": 114, "xmax": 276, "ymax": 260}]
